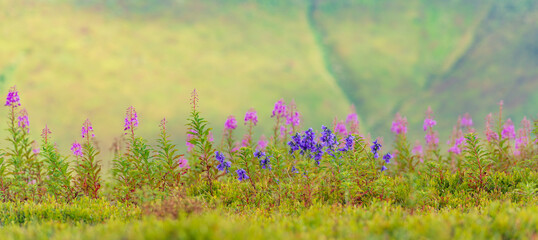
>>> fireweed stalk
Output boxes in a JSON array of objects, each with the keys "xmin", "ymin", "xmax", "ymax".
[
  {"xmin": 154, "ymin": 118, "xmax": 187, "ymax": 192},
  {"xmin": 286, "ymin": 100, "xmax": 301, "ymax": 136},
  {"xmin": 485, "ymin": 101, "xmax": 512, "ymax": 171},
  {"xmin": 346, "ymin": 105, "xmax": 360, "ymax": 135},
  {"xmin": 514, "ymin": 117, "xmax": 533, "ymax": 158},
  {"xmin": 271, "ymin": 99, "xmax": 287, "ymax": 145},
  {"xmin": 423, "ymin": 107, "xmax": 439, "ymax": 161},
  {"xmin": 40, "ymin": 125, "xmax": 74, "ymax": 202},
  {"xmin": 186, "ymin": 89, "xmax": 221, "ymax": 195},
  {"xmin": 4, "ymin": 86, "xmax": 42, "ymax": 201},
  {"xmin": 72, "ymin": 119, "xmax": 101, "ymax": 199},
  {"xmin": 242, "ymin": 108, "xmax": 258, "ymax": 147},
  {"xmin": 391, "ymin": 113, "xmax": 414, "ymax": 172},
  {"xmin": 221, "ymin": 115, "xmax": 237, "ymax": 164}
]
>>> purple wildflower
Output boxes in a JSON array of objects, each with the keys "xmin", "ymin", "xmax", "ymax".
[
  {"xmin": 271, "ymin": 99, "xmax": 287, "ymax": 118},
  {"xmin": 178, "ymin": 156, "xmax": 190, "ymax": 169},
  {"xmin": 257, "ymin": 135, "xmax": 268, "ymax": 150},
  {"xmin": 81, "ymin": 119, "xmax": 95, "ymax": 139},
  {"xmin": 291, "ymin": 166, "xmax": 299, "ymax": 174},
  {"xmin": 71, "ymin": 141, "xmax": 83, "ymax": 157},
  {"xmin": 286, "ymin": 111, "xmax": 301, "ymax": 127},
  {"xmin": 448, "ymin": 137, "xmax": 465, "ymax": 155},
  {"xmin": 502, "ymin": 119, "xmax": 516, "ymax": 140},
  {"xmin": 280, "ymin": 125, "xmax": 287, "ymax": 138},
  {"xmin": 224, "ymin": 115, "xmax": 237, "ymax": 130},
  {"xmin": 412, "ymin": 143, "xmax": 423, "ymax": 155},
  {"xmin": 321, "ymin": 125, "xmax": 337, "ymax": 150},
  {"xmin": 338, "ymin": 135, "xmax": 354, "ymax": 152},
  {"xmin": 381, "ymin": 166, "xmax": 388, "ymax": 172},
  {"xmin": 391, "ymin": 113, "xmax": 408, "ymax": 135},
  {"xmin": 334, "ymin": 121, "xmax": 348, "ymax": 136},
  {"xmin": 485, "ymin": 113, "xmax": 499, "ymax": 142},
  {"xmin": 371, "ymin": 139, "xmax": 382, "ymax": 159},
  {"xmin": 383, "ymin": 153, "xmax": 392, "ymax": 164},
  {"xmin": 461, "ymin": 113, "xmax": 473, "ymax": 128},
  {"xmin": 236, "ymin": 169, "xmax": 249, "ymax": 181},
  {"xmin": 259, "ymin": 155, "xmax": 271, "ymax": 170},
  {"xmin": 423, "ymin": 118, "xmax": 437, "ymax": 131},
  {"xmin": 425, "ymin": 132, "xmax": 439, "ymax": 145},
  {"xmin": 4, "ymin": 86, "xmax": 21, "ymax": 107},
  {"xmin": 123, "ymin": 106, "xmax": 139, "ymax": 131},
  {"xmin": 17, "ymin": 109, "xmax": 30, "ymax": 133},
  {"xmin": 215, "ymin": 151, "xmax": 231, "ymax": 173},
  {"xmin": 244, "ymin": 109, "xmax": 258, "ymax": 126},
  {"xmin": 346, "ymin": 108, "xmax": 360, "ymax": 135},
  {"xmin": 186, "ymin": 129, "xmax": 196, "ymax": 151}
]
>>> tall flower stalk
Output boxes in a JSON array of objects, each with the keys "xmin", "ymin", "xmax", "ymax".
[{"xmin": 73, "ymin": 119, "xmax": 101, "ymax": 199}]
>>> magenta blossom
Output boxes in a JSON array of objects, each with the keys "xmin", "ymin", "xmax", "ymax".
[
  {"xmin": 224, "ymin": 115, "xmax": 237, "ymax": 130},
  {"xmin": 71, "ymin": 141, "xmax": 83, "ymax": 157},
  {"xmin": 485, "ymin": 113, "xmax": 499, "ymax": 142},
  {"xmin": 271, "ymin": 99, "xmax": 287, "ymax": 118},
  {"xmin": 501, "ymin": 119, "xmax": 516, "ymax": 140},
  {"xmin": 124, "ymin": 106, "xmax": 139, "ymax": 131},
  {"xmin": 178, "ymin": 156, "xmax": 190, "ymax": 169},
  {"xmin": 186, "ymin": 129, "xmax": 196, "ymax": 152},
  {"xmin": 244, "ymin": 109, "xmax": 258, "ymax": 126},
  {"xmin": 391, "ymin": 113, "xmax": 407, "ymax": 135},
  {"xmin": 257, "ymin": 135, "xmax": 268, "ymax": 150},
  {"xmin": 425, "ymin": 132, "xmax": 439, "ymax": 145},
  {"xmin": 5, "ymin": 86, "xmax": 21, "ymax": 107},
  {"xmin": 18, "ymin": 109, "xmax": 30, "ymax": 133},
  {"xmin": 81, "ymin": 119, "xmax": 95, "ymax": 139},
  {"xmin": 461, "ymin": 114, "xmax": 473, "ymax": 127},
  {"xmin": 423, "ymin": 118, "xmax": 437, "ymax": 131},
  {"xmin": 334, "ymin": 121, "xmax": 347, "ymax": 136},
  {"xmin": 286, "ymin": 111, "xmax": 301, "ymax": 127}
]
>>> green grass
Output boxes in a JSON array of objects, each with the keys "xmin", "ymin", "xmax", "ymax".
[{"xmin": 0, "ymin": 200, "xmax": 536, "ymax": 239}]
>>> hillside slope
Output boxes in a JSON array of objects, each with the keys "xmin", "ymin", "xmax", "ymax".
[{"xmin": 0, "ymin": 0, "xmax": 353, "ymax": 158}]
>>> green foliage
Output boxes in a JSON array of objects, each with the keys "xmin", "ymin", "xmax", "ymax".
[
  {"xmin": 155, "ymin": 119, "xmax": 185, "ymax": 193},
  {"xmin": 73, "ymin": 141, "xmax": 102, "ymax": 199},
  {"xmin": 463, "ymin": 133, "xmax": 493, "ymax": 191},
  {"xmin": 40, "ymin": 129, "xmax": 73, "ymax": 202},
  {"xmin": 186, "ymin": 90, "xmax": 219, "ymax": 195}
]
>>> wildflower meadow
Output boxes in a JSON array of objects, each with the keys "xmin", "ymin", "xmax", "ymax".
[{"xmin": 0, "ymin": 86, "xmax": 537, "ymax": 239}]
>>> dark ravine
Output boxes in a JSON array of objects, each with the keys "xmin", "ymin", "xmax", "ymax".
[{"xmin": 305, "ymin": 0, "xmax": 363, "ymax": 116}]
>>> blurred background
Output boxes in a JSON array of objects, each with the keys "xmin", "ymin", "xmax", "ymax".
[{"xmin": 1, "ymin": 0, "xmax": 537, "ymax": 159}]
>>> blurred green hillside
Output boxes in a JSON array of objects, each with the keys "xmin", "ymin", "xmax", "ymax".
[{"xmin": 1, "ymin": 0, "xmax": 538, "ymax": 157}]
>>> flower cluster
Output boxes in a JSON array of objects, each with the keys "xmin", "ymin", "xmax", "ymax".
[
  {"xmin": 71, "ymin": 141, "xmax": 83, "ymax": 157},
  {"xmin": 346, "ymin": 110, "xmax": 360, "ymax": 135},
  {"xmin": 461, "ymin": 114, "xmax": 473, "ymax": 128},
  {"xmin": 423, "ymin": 107, "xmax": 439, "ymax": 149},
  {"xmin": 81, "ymin": 119, "xmax": 95, "ymax": 139},
  {"xmin": 371, "ymin": 139, "xmax": 382, "ymax": 159},
  {"xmin": 334, "ymin": 121, "xmax": 347, "ymax": 136},
  {"xmin": 255, "ymin": 150, "xmax": 271, "ymax": 170},
  {"xmin": 485, "ymin": 113, "xmax": 499, "ymax": 142},
  {"xmin": 5, "ymin": 87, "xmax": 21, "ymax": 107},
  {"xmin": 236, "ymin": 169, "xmax": 249, "ymax": 181},
  {"xmin": 17, "ymin": 109, "xmax": 30, "ymax": 132},
  {"xmin": 448, "ymin": 136, "xmax": 466, "ymax": 155},
  {"xmin": 338, "ymin": 135, "xmax": 354, "ymax": 152},
  {"xmin": 391, "ymin": 113, "xmax": 407, "ymax": 135},
  {"xmin": 244, "ymin": 109, "xmax": 258, "ymax": 126},
  {"xmin": 124, "ymin": 106, "xmax": 139, "ymax": 131},
  {"xmin": 224, "ymin": 115, "xmax": 237, "ymax": 130},
  {"xmin": 271, "ymin": 99, "xmax": 287, "ymax": 119},
  {"xmin": 215, "ymin": 151, "xmax": 231, "ymax": 173},
  {"xmin": 501, "ymin": 119, "xmax": 516, "ymax": 140}
]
